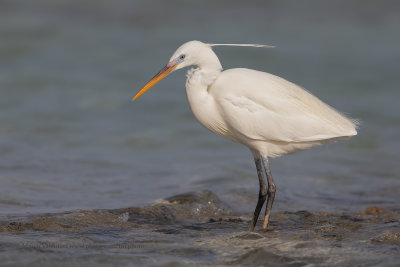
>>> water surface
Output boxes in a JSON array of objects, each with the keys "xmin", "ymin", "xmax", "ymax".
[{"xmin": 0, "ymin": 0, "xmax": 399, "ymax": 266}]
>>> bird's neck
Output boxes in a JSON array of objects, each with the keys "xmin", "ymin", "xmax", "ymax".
[
  {"xmin": 185, "ymin": 66, "xmax": 221, "ymax": 99},
  {"xmin": 186, "ymin": 51, "xmax": 223, "ymax": 89},
  {"xmin": 197, "ymin": 50, "xmax": 223, "ymax": 77},
  {"xmin": 185, "ymin": 49, "xmax": 222, "ymax": 107},
  {"xmin": 185, "ymin": 66, "xmax": 223, "ymax": 134}
]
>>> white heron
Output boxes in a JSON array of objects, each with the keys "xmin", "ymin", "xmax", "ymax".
[{"xmin": 132, "ymin": 40, "xmax": 357, "ymax": 231}]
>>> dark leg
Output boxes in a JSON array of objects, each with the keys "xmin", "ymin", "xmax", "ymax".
[
  {"xmin": 262, "ymin": 156, "xmax": 276, "ymax": 229},
  {"xmin": 249, "ymin": 156, "xmax": 267, "ymax": 231}
]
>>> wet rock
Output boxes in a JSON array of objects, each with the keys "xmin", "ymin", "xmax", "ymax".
[
  {"xmin": 0, "ymin": 193, "xmax": 399, "ymax": 257},
  {"xmin": 233, "ymin": 247, "xmax": 303, "ymax": 266},
  {"xmin": 371, "ymin": 232, "xmax": 400, "ymax": 245},
  {"xmin": 164, "ymin": 190, "xmax": 233, "ymax": 222},
  {"xmin": 360, "ymin": 206, "xmax": 386, "ymax": 215},
  {"xmin": 166, "ymin": 190, "xmax": 220, "ymax": 205},
  {"xmin": 28, "ymin": 210, "xmax": 134, "ymax": 233},
  {"xmin": 234, "ymin": 232, "xmax": 265, "ymax": 240},
  {"xmin": 1, "ymin": 221, "xmax": 25, "ymax": 232},
  {"xmin": 0, "ymin": 191, "xmax": 234, "ymax": 234}
]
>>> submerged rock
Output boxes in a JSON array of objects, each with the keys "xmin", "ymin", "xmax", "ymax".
[
  {"xmin": 0, "ymin": 190, "xmax": 234, "ymax": 233},
  {"xmin": 0, "ymin": 193, "xmax": 399, "ymax": 267},
  {"xmin": 0, "ymin": 193, "xmax": 399, "ymax": 252}
]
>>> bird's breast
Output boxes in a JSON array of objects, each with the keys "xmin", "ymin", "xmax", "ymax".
[{"xmin": 185, "ymin": 71, "xmax": 233, "ymax": 141}]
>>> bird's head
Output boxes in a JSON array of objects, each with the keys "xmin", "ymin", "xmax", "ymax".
[
  {"xmin": 132, "ymin": 40, "xmax": 219, "ymax": 101},
  {"xmin": 168, "ymin": 40, "xmax": 219, "ymax": 71}
]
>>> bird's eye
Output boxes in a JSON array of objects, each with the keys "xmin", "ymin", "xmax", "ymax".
[{"xmin": 180, "ymin": 54, "xmax": 186, "ymax": 60}]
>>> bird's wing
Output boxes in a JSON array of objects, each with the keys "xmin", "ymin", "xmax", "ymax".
[{"xmin": 212, "ymin": 68, "xmax": 357, "ymax": 143}]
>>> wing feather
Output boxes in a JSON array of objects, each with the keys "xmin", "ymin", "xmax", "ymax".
[{"xmin": 211, "ymin": 68, "xmax": 357, "ymax": 143}]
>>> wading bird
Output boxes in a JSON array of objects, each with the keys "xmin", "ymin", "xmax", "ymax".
[{"xmin": 132, "ymin": 40, "xmax": 357, "ymax": 231}]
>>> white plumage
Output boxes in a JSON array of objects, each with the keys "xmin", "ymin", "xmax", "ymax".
[{"xmin": 133, "ymin": 40, "xmax": 358, "ymax": 231}]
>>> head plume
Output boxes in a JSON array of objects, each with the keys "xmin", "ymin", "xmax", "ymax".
[{"xmin": 207, "ymin": 43, "xmax": 275, "ymax": 48}]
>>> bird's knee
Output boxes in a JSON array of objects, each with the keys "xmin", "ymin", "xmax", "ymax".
[
  {"xmin": 268, "ymin": 184, "xmax": 276, "ymax": 194},
  {"xmin": 259, "ymin": 191, "xmax": 267, "ymax": 201},
  {"xmin": 259, "ymin": 186, "xmax": 267, "ymax": 197}
]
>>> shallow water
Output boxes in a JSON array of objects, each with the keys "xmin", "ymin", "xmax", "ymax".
[
  {"xmin": 1, "ymin": 192, "xmax": 400, "ymax": 266},
  {"xmin": 1, "ymin": 0, "xmax": 400, "ymax": 266}
]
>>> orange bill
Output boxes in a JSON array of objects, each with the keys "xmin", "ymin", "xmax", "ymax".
[{"xmin": 132, "ymin": 63, "xmax": 177, "ymax": 101}]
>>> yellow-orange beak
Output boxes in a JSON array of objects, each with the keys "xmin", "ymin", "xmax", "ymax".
[{"xmin": 132, "ymin": 62, "xmax": 178, "ymax": 101}]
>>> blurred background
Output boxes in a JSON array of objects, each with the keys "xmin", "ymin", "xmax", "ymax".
[{"xmin": 0, "ymin": 0, "xmax": 399, "ymax": 216}]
